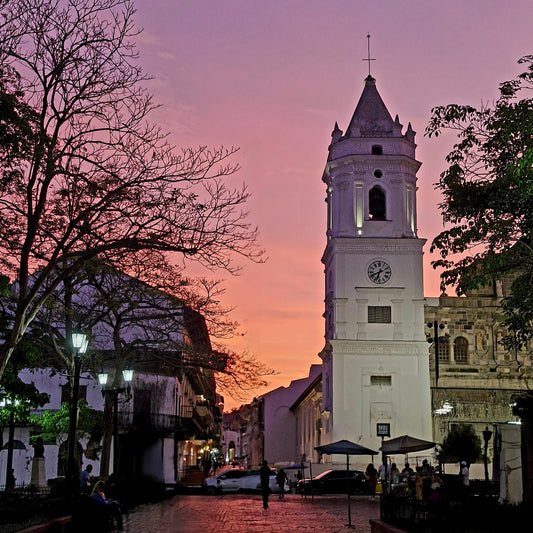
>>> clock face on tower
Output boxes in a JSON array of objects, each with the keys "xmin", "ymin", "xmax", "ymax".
[{"xmin": 367, "ymin": 260, "xmax": 392, "ymax": 284}]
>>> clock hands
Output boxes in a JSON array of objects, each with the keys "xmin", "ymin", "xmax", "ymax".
[{"xmin": 368, "ymin": 261, "xmax": 391, "ymax": 284}]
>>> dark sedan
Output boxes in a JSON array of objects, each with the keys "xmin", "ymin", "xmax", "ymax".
[{"xmin": 296, "ymin": 469, "xmax": 367, "ymax": 495}]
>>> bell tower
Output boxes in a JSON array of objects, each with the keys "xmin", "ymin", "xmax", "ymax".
[{"xmin": 320, "ymin": 73, "xmax": 432, "ymax": 450}]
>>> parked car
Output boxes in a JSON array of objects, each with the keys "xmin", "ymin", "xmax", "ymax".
[
  {"xmin": 296, "ymin": 469, "xmax": 367, "ymax": 495},
  {"xmin": 204, "ymin": 468, "xmax": 278, "ymax": 494},
  {"xmin": 238, "ymin": 468, "xmax": 278, "ymax": 493}
]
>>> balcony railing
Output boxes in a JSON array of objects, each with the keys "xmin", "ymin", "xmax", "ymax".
[{"xmin": 117, "ymin": 407, "xmax": 216, "ymax": 434}]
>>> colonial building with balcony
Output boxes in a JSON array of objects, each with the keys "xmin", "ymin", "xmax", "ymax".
[{"xmin": 1, "ymin": 276, "xmax": 223, "ymax": 489}]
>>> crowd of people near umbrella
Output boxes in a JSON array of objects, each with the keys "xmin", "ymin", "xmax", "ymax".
[{"xmin": 365, "ymin": 459, "xmax": 445, "ymax": 500}]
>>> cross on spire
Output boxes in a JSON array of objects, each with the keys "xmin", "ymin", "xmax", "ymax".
[{"xmin": 362, "ymin": 34, "xmax": 375, "ymax": 76}]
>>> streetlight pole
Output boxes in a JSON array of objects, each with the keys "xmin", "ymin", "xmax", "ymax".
[
  {"xmin": 113, "ymin": 388, "xmax": 119, "ymax": 475},
  {"xmin": 427, "ymin": 321, "xmax": 445, "ymax": 388},
  {"xmin": 66, "ymin": 330, "xmax": 88, "ymax": 491},
  {"xmin": 5, "ymin": 401, "xmax": 15, "ymax": 491},
  {"xmin": 98, "ymin": 368, "xmax": 133, "ymax": 476},
  {"xmin": 482, "ymin": 426, "xmax": 493, "ymax": 484}
]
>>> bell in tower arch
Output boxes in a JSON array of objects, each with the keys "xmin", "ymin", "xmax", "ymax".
[{"xmin": 369, "ymin": 186, "xmax": 386, "ymax": 220}]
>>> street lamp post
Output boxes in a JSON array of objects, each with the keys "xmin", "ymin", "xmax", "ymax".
[
  {"xmin": 1, "ymin": 394, "xmax": 17, "ymax": 491},
  {"xmin": 482, "ymin": 426, "xmax": 493, "ymax": 484},
  {"xmin": 66, "ymin": 329, "xmax": 88, "ymax": 490},
  {"xmin": 98, "ymin": 369, "xmax": 134, "ymax": 475},
  {"xmin": 427, "ymin": 321, "xmax": 445, "ymax": 388}
]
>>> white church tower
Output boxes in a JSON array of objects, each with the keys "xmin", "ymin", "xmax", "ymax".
[{"xmin": 320, "ymin": 73, "xmax": 433, "ymax": 451}]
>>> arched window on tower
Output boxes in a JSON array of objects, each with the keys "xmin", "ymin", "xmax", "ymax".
[
  {"xmin": 369, "ymin": 186, "xmax": 386, "ymax": 220},
  {"xmin": 454, "ymin": 337, "xmax": 469, "ymax": 364}
]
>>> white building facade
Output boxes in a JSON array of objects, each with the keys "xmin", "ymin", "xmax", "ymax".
[{"xmin": 320, "ymin": 75, "xmax": 433, "ymax": 453}]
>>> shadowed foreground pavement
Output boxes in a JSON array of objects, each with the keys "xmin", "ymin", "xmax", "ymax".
[{"xmin": 123, "ymin": 494, "xmax": 380, "ymax": 532}]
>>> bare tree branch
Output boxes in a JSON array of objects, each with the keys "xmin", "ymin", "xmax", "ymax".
[{"xmin": 0, "ymin": 0, "xmax": 264, "ymax": 378}]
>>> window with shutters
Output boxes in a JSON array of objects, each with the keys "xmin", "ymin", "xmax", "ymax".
[
  {"xmin": 371, "ymin": 375, "xmax": 392, "ymax": 386},
  {"xmin": 368, "ymin": 306, "xmax": 391, "ymax": 323}
]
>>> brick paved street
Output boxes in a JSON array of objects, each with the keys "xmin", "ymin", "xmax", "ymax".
[{"xmin": 123, "ymin": 494, "xmax": 380, "ymax": 532}]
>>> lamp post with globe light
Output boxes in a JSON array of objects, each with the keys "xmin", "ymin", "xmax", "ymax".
[
  {"xmin": 98, "ymin": 368, "xmax": 134, "ymax": 475},
  {"xmin": 66, "ymin": 329, "xmax": 88, "ymax": 489},
  {"xmin": 482, "ymin": 426, "xmax": 493, "ymax": 483},
  {"xmin": 1, "ymin": 393, "xmax": 19, "ymax": 491}
]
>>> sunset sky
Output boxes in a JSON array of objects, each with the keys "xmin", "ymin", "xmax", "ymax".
[{"xmin": 132, "ymin": 0, "xmax": 533, "ymax": 410}]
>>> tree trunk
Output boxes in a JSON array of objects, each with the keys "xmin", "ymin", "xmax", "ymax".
[{"xmin": 0, "ymin": 341, "xmax": 16, "ymax": 383}]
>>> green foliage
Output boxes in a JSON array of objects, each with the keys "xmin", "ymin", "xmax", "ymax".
[
  {"xmin": 0, "ymin": 275, "xmax": 8, "ymax": 297},
  {"xmin": 426, "ymin": 56, "xmax": 533, "ymax": 349},
  {"xmin": 32, "ymin": 400, "xmax": 104, "ymax": 446},
  {"xmin": 0, "ymin": 399, "xmax": 40, "ymax": 426},
  {"xmin": 439, "ymin": 424, "xmax": 482, "ymax": 464}
]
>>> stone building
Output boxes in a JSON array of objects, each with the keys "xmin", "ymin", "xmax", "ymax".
[
  {"xmin": 224, "ymin": 399, "xmax": 263, "ymax": 469},
  {"xmin": 425, "ymin": 281, "xmax": 531, "ymax": 488}
]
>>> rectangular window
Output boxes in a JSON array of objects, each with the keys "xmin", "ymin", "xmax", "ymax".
[
  {"xmin": 371, "ymin": 375, "xmax": 392, "ymax": 386},
  {"xmin": 368, "ymin": 306, "xmax": 391, "ymax": 323}
]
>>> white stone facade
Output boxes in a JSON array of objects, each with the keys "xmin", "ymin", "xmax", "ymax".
[{"xmin": 320, "ymin": 76, "xmax": 432, "ymax": 454}]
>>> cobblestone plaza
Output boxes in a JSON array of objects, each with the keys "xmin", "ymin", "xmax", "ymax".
[{"xmin": 122, "ymin": 494, "xmax": 380, "ymax": 532}]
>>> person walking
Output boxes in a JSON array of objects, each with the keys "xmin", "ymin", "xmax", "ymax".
[
  {"xmin": 415, "ymin": 466, "xmax": 424, "ymax": 501},
  {"xmin": 276, "ymin": 468, "xmax": 288, "ymax": 498},
  {"xmin": 365, "ymin": 463, "xmax": 378, "ymax": 498},
  {"xmin": 390, "ymin": 463, "xmax": 400, "ymax": 487},
  {"xmin": 260, "ymin": 460, "xmax": 271, "ymax": 510},
  {"xmin": 378, "ymin": 461, "xmax": 390, "ymax": 493},
  {"xmin": 459, "ymin": 460, "xmax": 470, "ymax": 499}
]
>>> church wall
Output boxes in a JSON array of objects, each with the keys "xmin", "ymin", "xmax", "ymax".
[
  {"xmin": 425, "ymin": 294, "xmax": 531, "ymax": 493},
  {"xmin": 329, "ymin": 341, "xmax": 432, "ymax": 451}
]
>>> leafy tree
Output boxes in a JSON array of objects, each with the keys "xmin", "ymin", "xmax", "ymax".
[
  {"xmin": 426, "ymin": 56, "xmax": 533, "ymax": 350},
  {"xmin": 0, "ymin": 0, "xmax": 262, "ymax": 380},
  {"xmin": 34, "ymin": 400, "xmax": 103, "ymax": 449},
  {"xmin": 438, "ymin": 424, "xmax": 482, "ymax": 465}
]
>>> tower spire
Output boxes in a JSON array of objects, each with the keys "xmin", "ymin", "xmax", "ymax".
[{"xmin": 363, "ymin": 34, "xmax": 375, "ymax": 77}]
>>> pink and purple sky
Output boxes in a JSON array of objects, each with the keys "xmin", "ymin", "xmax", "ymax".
[{"xmin": 132, "ymin": 0, "xmax": 533, "ymax": 410}]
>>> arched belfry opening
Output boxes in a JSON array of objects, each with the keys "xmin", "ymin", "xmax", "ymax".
[{"xmin": 369, "ymin": 186, "xmax": 386, "ymax": 220}]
